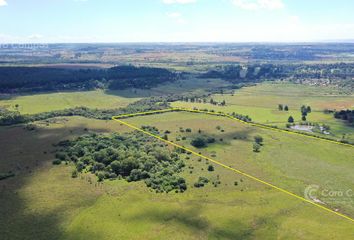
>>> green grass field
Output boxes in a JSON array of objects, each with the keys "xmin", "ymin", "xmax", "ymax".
[
  {"xmin": 172, "ymin": 82, "xmax": 354, "ymax": 143},
  {"xmin": 1, "ymin": 111, "xmax": 353, "ymax": 239},
  {"xmin": 0, "ymin": 90, "xmax": 141, "ymax": 114}
]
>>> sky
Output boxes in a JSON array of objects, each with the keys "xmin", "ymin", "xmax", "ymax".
[{"xmin": 0, "ymin": 0, "xmax": 354, "ymax": 43}]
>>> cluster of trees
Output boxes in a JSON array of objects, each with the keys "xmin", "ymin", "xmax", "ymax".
[
  {"xmin": 210, "ymin": 99, "xmax": 226, "ymax": 106},
  {"xmin": 0, "ymin": 108, "xmax": 27, "ymax": 125},
  {"xmin": 194, "ymin": 177, "xmax": 209, "ymax": 188},
  {"xmin": 230, "ymin": 112, "xmax": 252, "ymax": 122},
  {"xmin": 180, "ymin": 97, "xmax": 226, "ymax": 106},
  {"xmin": 0, "ymin": 65, "xmax": 178, "ymax": 93},
  {"xmin": 54, "ymin": 132, "xmax": 187, "ymax": 193},
  {"xmin": 334, "ymin": 110, "xmax": 354, "ymax": 125},
  {"xmin": 278, "ymin": 104, "xmax": 289, "ymax": 111},
  {"xmin": 190, "ymin": 136, "xmax": 216, "ymax": 148},
  {"xmin": 300, "ymin": 105, "xmax": 312, "ymax": 121}
]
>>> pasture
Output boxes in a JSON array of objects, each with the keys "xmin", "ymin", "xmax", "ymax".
[
  {"xmin": 172, "ymin": 82, "xmax": 354, "ymax": 143},
  {"xmin": 1, "ymin": 82, "xmax": 353, "ymax": 239},
  {"xmin": 2, "ymin": 111, "xmax": 352, "ymax": 239},
  {"xmin": 0, "ymin": 90, "xmax": 140, "ymax": 114}
]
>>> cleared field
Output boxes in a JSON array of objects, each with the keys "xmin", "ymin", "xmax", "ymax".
[
  {"xmin": 1, "ymin": 112, "xmax": 353, "ymax": 239},
  {"xmin": 0, "ymin": 90, "xmax": 141, "ymax": 114},
  {"xmin": 172, "ymin": 82, "xmax": 354, "ymax": 143}
]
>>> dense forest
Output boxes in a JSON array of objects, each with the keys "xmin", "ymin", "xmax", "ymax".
[
  {"xmin": 54, "ymin": 131, "xmax": 187, "ymax": 193},
  {"xmin": 0, "ymin": 66, "xmax": 178, "ymax": 93}
]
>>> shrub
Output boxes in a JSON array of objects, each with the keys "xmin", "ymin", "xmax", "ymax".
[
  {"xmin": 288, "ymin": 116, "xmax": 294, "ymax": 123},
  {"xmin": 253, "ymin": 143, "xmax": 261, "ymax": 153},
  {"xmin": 71, "ymin": 169, "xmax": 78, "ymax": 178},
  {"xmin": 254, "ymin": 135, "xmax": 263, "ymax": 145},
  {"xmin": 191, "ymin": 137, "xmax": 207, "ymax": 148},
  {"xmin": 52, "ymin": 159, "xmax": 62, "ymax": 165},
  {"xmin": 194, "ymin": 177, "xmax": 209, "ymax": 188}
]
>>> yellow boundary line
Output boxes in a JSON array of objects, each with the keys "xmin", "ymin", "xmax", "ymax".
[{"xmin": 112, "ymin": 108, "xmax": 354, "ymax": 223}]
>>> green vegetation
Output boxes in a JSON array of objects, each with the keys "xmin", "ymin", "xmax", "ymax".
[
  {"xmin": 0, "ymin": 90, "xmax": 140, "ymax": 114},
  {"xmin": 190, "ymin": 136, "xmax": 216, "ymax": 148},
  {"xmin": 0, "ymin": 97, "xmax": 171, "ymax": 126},
  {"xmin": 194, "ymin": 177, "xmax": 209, "ymax": 188},
  {"xmin": 172, "ymin": 82, "xmax": 354, "ymax": 143},
  {"xmin": 200, "ymin": 63, "xmax": 354, "ymax": 89},
  {"xmin": 0, "ymin": 66, "xmax": 178, "ymax": 93},
  {"xmin": 54, "ymin": 132, "xmax": 187, "ymax": 193},
  {"xmin": 1, "ymin": 99, "xmax": 354, "ymax": 239},
  {"xmin": 0, "ymin": 44, "xmax": 354, "ymax": 239},
  {"xmin": 335, "ymin": 110, "xmax": 354, "ymax": 125}
]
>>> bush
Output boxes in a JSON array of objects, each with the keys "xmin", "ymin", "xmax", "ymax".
[
  {"xmin": 194, "ymin": 177, "xmax": 209, "ymax": 188},
  {"xmin": 52, "ymin": 159, "xmax": 62, "ymax": 165},
  {"xmin": 71, "ymin": 169, "xmax": 78, "ymax": 178},
  {"xmin": 191, "ymin": 137, "xmax": 207, "ymax": 148},
  {"xmin": 288, "ymin": 116, "xmax": 294, "ymax": 123},
  {"xmin": 97, "ymin": 171, "xmax": 105, "ymax": 182},
  {"xmin": 207, "ymin": 165, "xmax": 215, "ymax": 171},
  {"xmin": 254, "ymin": 135, "xmax": 263, "ymax": 145},
  {"xmin": 253, "ymin": 143, "xmax": 261, "ymax": 153}
]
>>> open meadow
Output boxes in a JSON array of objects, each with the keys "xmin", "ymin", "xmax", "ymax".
[
  {"xmin": 1, "ymin": 110, "xmax": 353, "ymax": 239},
  {"xmin": 172, "ymin": 82, "xmax": 354, "ymax": 143},
  {"xmin": 0, "ymin": 90, "xmax": 141, "ymax": 114}
]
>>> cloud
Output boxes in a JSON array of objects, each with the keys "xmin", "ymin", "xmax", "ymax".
[
  {"xmin": 232, "ymin": 0, "xmax": 284, "ymax": 10},
  {"xmin": 167, "ymin": 12, "xmax": 182, "ymax": 18},
  {"xmin": 166, "ymin": 12, "xmax": 187, "ymax": 24},
  {"xmin": 162, "ymin": 0, "xmax": 196, "ymax": 4},
  {"xmin": 0, "ymin": 0, "xmax": 7, "ymax": 7}
]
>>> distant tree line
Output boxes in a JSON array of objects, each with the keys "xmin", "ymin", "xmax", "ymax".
[
  {"xmin": 54, "ymin": 131, "xmax": 187, "ymax": 193},
  {"xmin": 200, "ymin": 64, "xmax": 283, "ymax": 83},
  {"xmin": 200, "ymin": 63, "xmax": 354, "ymax": 88},
  {"xmin": 0, "ymin": 65, "xmax": 179, "ymax": 93}
]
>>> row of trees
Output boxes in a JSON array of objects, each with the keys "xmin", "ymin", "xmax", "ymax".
[{"xmin": 0, "ymin": 97, "xmax": 171, "ymax": 126}]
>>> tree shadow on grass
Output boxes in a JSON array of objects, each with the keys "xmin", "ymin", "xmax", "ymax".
[
  {"xmin": 0, "ymin": 123, "xmax": 111, "ymax": 240},
  {"xmin": 127, "ymin": 203, "xmax": 274, "ymax": 240}
]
